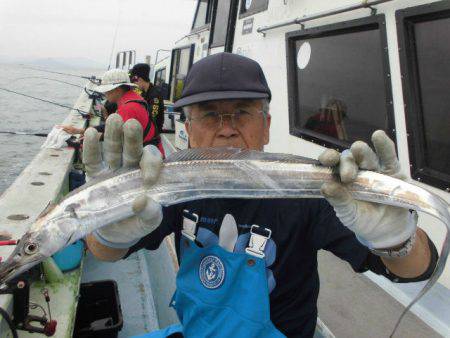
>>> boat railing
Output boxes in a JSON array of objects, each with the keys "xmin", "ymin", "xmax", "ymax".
[{"xmin": 0, "ymin": 81, "xmax": 95, "ymax": 337}]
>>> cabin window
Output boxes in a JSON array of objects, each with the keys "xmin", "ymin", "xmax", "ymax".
[
  {"xmin": 211, "ymin": 0, "xmax": 232, "ymax": 48},
  {"xmin": 192, "ymin": 0, "xmax": 214, "ymax": 30},
  {"xmin": 154, "ymin": 68, "xmax": 166, "ymax": 86},
  {"xmin": 397, "ymin": 1, "xmax": 450, "ymax": 190},
  {"xmin": 239, "ymin": 0, "xmax": 268, "ymax": 18},
  {"xmin": 210, "ymin": 0, "xmax": 239, "ymax": 51},
  {"xmin": 286, "ymin": 15, "xmax": 394, "ymax": 149},
  {"xmin": 169, "ymin": 45, "xmax": 195, "ymax": 104},
  {"xmin": 154, "ymin": 67, "xmax": 169, "ymax": 100}
]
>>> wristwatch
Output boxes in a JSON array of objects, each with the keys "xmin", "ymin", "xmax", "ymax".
[{"xmin": 371, "ymin": 232, "xmax": 416, "ymax": 258}]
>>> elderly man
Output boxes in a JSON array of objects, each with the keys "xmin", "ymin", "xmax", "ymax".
[{"xmin": 84, "ymin": 53, "xmax": 437, "ymax": 338}]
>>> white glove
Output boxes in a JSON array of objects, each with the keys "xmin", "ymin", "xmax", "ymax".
[
  {"xmin": 41, "ymin": 127, "xmax": 71, "ymax": 149},
  {"xmin": 318, "ymin": 130, "xmax": 417, "ymax": 249},
  {"xmin": 83, "ymin": 113, "xmax": 163, "ymax": 249}
]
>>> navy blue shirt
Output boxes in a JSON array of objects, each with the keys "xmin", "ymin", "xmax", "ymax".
[{"xmin": 126, "ymin": 198, "xmax": 436, "ymax": 337}]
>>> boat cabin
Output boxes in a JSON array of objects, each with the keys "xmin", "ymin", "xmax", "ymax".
[{"xmin": 162, "ymin": 0, "xmax": 450, "ymax": 335}]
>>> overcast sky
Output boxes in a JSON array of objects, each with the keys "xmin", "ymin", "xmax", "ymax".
[{"xmin": 0, "ymin": 0, "xmax": 197, "ymax": 66}]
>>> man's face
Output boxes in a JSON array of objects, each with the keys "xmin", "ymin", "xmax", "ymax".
[
  {"xmin": 105, "ymin": 88, "xmax": 122, "ymax": 103},
  {"xmin": 134, "ymin": 77, "xmax": 147, "ymax": 91},
  {"xmin": 185, "ymin": 99, "xmax": 271, "ymax": 150}
]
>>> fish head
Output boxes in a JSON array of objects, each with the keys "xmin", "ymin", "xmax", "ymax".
[
  {"xmin": 0, "ymin": 209, "xmax": 82, "ymax": 284},
  {"xmin": 0, "ymin": 230, "xmax": 48, "ymax": 284}
]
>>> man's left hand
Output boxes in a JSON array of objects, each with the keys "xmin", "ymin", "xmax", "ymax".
[{"xmin": 318, "ymin": 130, "xmax": 417, "ymax": 249}]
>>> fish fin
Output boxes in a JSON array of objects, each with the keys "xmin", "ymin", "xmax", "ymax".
[
  {"xmin": 165, "ymin": 147, "xmax": 320, "ymax": 165},
  {"xmin": 38, "ymin": 201, "xmax": 58, "ymax": 219},
  {"xmin": 64, "ymin": 232, "xmax": 77, "ymax": 247}
]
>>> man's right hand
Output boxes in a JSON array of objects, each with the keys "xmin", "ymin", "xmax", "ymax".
[{"xmin": 83, "ymin": 113, "xmax": 163, "ymax": 252}]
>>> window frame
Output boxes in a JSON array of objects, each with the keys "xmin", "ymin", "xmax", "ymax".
[
  {"xmin": 396, "ymin": 1, "xmax": 450, "ymax": 190},
  {"xmin": 154, "ymin": 67, "xmax": 166, "ymax": 86},
  {"xmin": 239, "ymin": 0, "xmax": 269, "ymax": 19},
  {"xmin": 285, "ymin": 15, "xmax": 395, "ymax": 150},
  {"xmin": 168, "ymin": 44, "xmax": 196, "ymax": 105},
  {"xmin": 191, "ymin": 0, "xmax": 214, "ymax": 33},
  {"xmin": 209, "ymin": 0, "xmax": 239, "ymax": 51}
]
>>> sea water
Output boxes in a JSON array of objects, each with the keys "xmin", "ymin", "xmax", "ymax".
[{"xmin": 0, "ymin": 63, "xmax": 101, "ymax": 194}]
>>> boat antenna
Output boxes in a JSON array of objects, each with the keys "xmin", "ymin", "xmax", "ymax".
[
  {"xmin": 19, "ymin": 65, "xmax": 100, "ymax": 85},
  {"xmin": 0, "ymin": 131, "xmax": 48, "ymax": 137},
  {"xmin": 11, "ymin": 76, "xmax": 84, "ymax": 88},
  {"xmin": 0, "ymin": 87, "xmax": 91, "ymax": 118},
  {"xmin": 107, "ymin": 0, "xmax": 121, "ymax": 70}
]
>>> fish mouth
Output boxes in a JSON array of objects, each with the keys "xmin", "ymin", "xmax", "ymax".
[{"xmin": 0, "ymin": 255, "xmax": 44, "ymax": 285}]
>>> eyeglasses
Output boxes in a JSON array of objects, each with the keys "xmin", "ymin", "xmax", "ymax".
[{"xmin": 188, "ymin": 109, "xmax": 263, "ymax": 129}]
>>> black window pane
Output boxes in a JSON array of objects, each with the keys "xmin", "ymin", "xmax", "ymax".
[
  {"xmin": 414, "ymin": 17, "xmax": 450, "ymax": 176},
  {"xmin": 294, "ymin": 26, "xmax": 388, "ymax": 146},
  {"xmin": 160, "ymin": 68, "xmax": 169, "ymax": 99},
  {"xmin": 161, "ymin": 69, "xmax": 166, "ymax": 83},
  {"xmin": 211, "ymin": 0, "xmax": 231, "ymax": 47},
  {"xmin": 155, "ymin": 68, "xmax": 166, "ymax": 86},
  {"xmin": 193, "ymin": 0, "xmax": 209, "ymax": 29},
  {"xmin": 173, "ymin": 48, "xmax": 191, "ymax": 101},
  {"xmin": 241, "ymin": 0, "xmax": 268, "ymax": 15}
]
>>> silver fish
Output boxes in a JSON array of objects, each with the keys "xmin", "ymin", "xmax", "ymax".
[{"xmin": 1, "ymin": 148, "xmax": 449, "ymax": 336}]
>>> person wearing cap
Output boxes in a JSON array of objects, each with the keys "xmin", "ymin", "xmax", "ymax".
[
  {"xmin": 130, "ymin": 63, "xmax": 165, "ymax": 134},
  {"xmin": 84, "ymin": 53, "xmax": 437, "ymax": 337},
  {"xmin": 94, "ymin": 68, "xmax": 164, "ymax": 155}
]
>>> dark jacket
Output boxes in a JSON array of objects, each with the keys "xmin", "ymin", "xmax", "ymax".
[{"xmin": 142, "ymin": 84, "xmax": 165, "ymax": 133}]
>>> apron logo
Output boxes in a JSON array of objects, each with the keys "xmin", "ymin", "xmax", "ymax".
[{"xmin": 199, "ymin": 255, "xmax": 225, "ymax": 289}]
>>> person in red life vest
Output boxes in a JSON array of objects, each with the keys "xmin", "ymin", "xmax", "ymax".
[{"xmin": 95, "ymin": 69, "xmax": 165, "ymax": 157}]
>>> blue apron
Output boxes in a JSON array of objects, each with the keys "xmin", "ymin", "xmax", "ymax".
[{"xmin": 133, "ymin": 215, "xmax": 285, "ymax": 338}]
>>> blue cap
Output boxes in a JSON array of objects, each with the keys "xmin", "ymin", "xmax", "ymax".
[{"xmin": 173, "ymin": 52, "xmax": 271, "ymax": 108}]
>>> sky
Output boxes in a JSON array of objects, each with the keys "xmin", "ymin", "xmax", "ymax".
[{"xmin": 0, "ymin": 0, "xmax": 197, "ymax": 67}]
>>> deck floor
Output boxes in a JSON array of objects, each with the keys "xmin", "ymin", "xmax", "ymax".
[
  {"xmin": 317, "ymin": 251, "xmax": 440, "ymax": 338},
  {"xmin": 82, "ymin": 251, "xmax": 160, "ymax": 337}
]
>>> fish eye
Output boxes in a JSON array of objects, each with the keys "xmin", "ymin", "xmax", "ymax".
[{"xmin": 24, "ymin": 243, "xmax": 38, "ymax": 255}]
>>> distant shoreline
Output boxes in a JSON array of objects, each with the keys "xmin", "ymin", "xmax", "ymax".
[{"xmin": 0, "ymin": 57, "xmax": 107, "ymax": 70}]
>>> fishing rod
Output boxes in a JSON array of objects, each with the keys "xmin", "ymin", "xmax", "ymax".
[
  {"xmin": 0, "ymin": 87, "xmax": 91, "ymax": 118},
  {"xmin": 11, "ymin": 76, "xmax": 84, "ymax": 88},
  {"xmin": 107, "ymin": 0, "xmax": 121, "ymax": 70},
  {"xmin": 20, "ymin": 65, "xmax": 101, "ymax": 85},
  {"xmin": 0, "ymin": 131, "xmax": 47, "ymax": 137},
  {"xmin": 10, "ymin": 76, "xmax": 104, "ymax": 103}
]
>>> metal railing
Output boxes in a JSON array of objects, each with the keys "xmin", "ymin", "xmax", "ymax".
[{"xmin": 257, "ymin": 0, "xmax": 394, "ymax": 35}]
